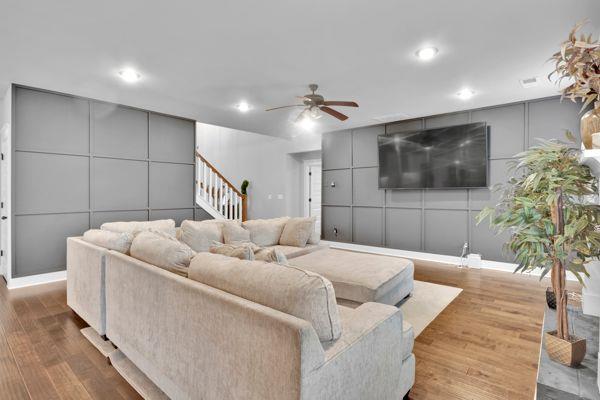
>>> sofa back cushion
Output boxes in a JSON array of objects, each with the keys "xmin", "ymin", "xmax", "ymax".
[
  {"xmin": 82, "ymin": 229, "xmax": 133, "ymax": 254},
  {"xmin": 188, "ymin": 252, "xmax": 341, "ymax": 342},
  {"xmin": 279, "ymin": 217, "xmax": 316, "ymax": 248},
  {"xmin": 130, "ymin": 230, "xmax": 195, "ymax": 277},
  {"xmin": 100, "ymin": 219, "xmax": 176, "ymax": 237},
  {"xmin": 242, "ymin": 217, "xmax": 289, "ymax": 247},
  {"xmin": 222, "ymin": 222, "xmax": 250, "ymax": 244},
  {"xmin": 179, "ymin": 220, "xmax": 224, "ymax": 252}
]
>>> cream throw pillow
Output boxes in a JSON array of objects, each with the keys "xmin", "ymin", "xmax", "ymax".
[
  {"xmin": 242, "ymin": 217, "xmax": 289, "ymax": 246},
  {"xmin": 279, "ymin": 217, "xmax": 316, "ymax": 247},
  {"xmin": 255, "ymin": 248, "xmax": 288, "ymax": 265},
  {"xmin": 100, "ymin": 219, "xmax": 176, "ymax": 237},
  {"xmin": 209, "ymin": 242, "xmax": 255, "ymax": 261},
  {"xmin": 180, "ymin": 220, "xmax": 222, "ymax": 252},
  {"xmin": 222, "ymin": 222, "xmax": 250, "ymax": 244},
  {"xmin": 83, "ymin": 229, "xmax": 133, "ymax": 254},
  {"xmin": 130, "ymin": 230, "xmax": 195, "ymax": 277}
]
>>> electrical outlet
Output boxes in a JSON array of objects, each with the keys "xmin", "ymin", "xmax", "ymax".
[
  {"xmin": 277, "ymin": 194, "xmax": 284, "ymax": 200},
  {"xmin": 267, "ymin": 194, "xmax": 273, "ymax": 200}
]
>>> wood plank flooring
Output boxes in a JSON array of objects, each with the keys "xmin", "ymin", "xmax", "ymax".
[{"xmin": 0, "ymin": 262, "xmax": 580, "ymax": 400}]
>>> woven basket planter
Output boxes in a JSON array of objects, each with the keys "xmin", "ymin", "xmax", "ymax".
[{"xmin": 544, "ymin": 331, "xmax": 586, "ymax": 367}]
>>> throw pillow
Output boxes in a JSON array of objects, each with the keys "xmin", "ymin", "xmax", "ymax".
[
  {"xmin": 130, "ymin": 230, "xmax": 195, "ymax": 277},
  {"xmin": 242, "ymin": 217, "xmax": 289, "ymax": 247},
  {"xmin": 100, "ymin": 219, "xmax": 176, "ymax": 237},
  {"xmin": 209, "ymin": 242, "xmax": 255, "ymax": 261},
  {"xmin": 179, "ymin": 220, "xmax": 222, "ymax": 252},
  {"xmin": 254, "ymin": 248, "xmax": 288, "ymax": 265},
  {"xmin": 222, "ymin": 222, "xmax": 250, "ymax": 244},
  {"xmin": 82, "ymin": 229, "xmax": 133, "ymax": 254},
  {"xmin": 279, "ymin": 217, "xmax": 316, "ymax": 247}
]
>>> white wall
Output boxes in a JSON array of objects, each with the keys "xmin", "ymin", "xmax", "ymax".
[{"xmin": 196, "ymin": 123, "xmax": 321, "ymax": 219}]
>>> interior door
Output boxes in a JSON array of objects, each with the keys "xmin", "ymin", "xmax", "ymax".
[
  {"xmin": 0, "ymin": 122, "xmax": 8, "ymax": 278},
  {"xmin": 307, "ymin": 162, "xmax": 322, "ymax": 236}
]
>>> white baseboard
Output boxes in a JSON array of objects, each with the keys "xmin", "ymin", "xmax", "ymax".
[
  {"xmin": 7, "ymin": 270, "xmax": 66, "ymax": 289},
  {"xmin": 321, "ymin": 241, "xmax": 578, "ymax": 282}
]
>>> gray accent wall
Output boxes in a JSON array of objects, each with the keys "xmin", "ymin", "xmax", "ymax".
[
  {"xmin": 11, "ymin": 85, "xmax": 198, "ymax": 278},
  {"xmin": 321, "ymin": 96, "xmax": 581, "ymax": 262}
]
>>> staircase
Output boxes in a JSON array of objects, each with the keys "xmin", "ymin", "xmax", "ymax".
[{"xmin": 195, "ymin": 151, "xmax": 247, "ymax": 221}]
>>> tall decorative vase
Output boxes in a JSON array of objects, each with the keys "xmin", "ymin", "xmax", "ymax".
[{"xmin": 581, "ymin": 102, "xmax": 600, "ymax": 149}]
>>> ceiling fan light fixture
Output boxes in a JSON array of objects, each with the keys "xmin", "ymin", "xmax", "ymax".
[{"xmin": 310, "ymin": 107, "xmax": 322, "ymax": 119}]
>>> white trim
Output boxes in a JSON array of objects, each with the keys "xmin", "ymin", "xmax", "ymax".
[
  {"xmin": 321, "ymin": 240, "xmax": 578, "ymax": 281},
  {"xmin": 7, "ymin": 270, "xmax": 66, "ymax": 289},
  {"xmin": 302, "ymin": 159, "xmax": 321, "ymax": 218}
]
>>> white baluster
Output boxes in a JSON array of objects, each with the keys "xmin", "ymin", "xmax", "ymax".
[
  {"xmin": 228, "ymin": 188, "xmax": 233, "ymax": 220},
  {"xmin": 219, "ymin": 177, "xmax": 223, "ymax": 215},
  {"xmin": 233, "ymin": 193, "xmax": 238, "ymax": 221},
  {"xmin": 202, "ymin": 162, "xmax": 208, "ymax": 200}
]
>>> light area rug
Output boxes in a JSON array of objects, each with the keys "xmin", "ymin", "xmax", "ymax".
[{"xmin": 397, "ymin": 280, "xmax": 462, "ymax": 337}]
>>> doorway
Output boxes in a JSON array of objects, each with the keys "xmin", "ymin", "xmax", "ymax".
[{"xmin": 303, "ymin": 160, "xmax": 322, "ymax": 237}]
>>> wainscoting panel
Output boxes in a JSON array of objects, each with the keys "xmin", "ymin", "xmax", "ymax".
[
  {"xmin": 322, "ymin": 96, "xmax": 581, "ymax": 261},
  {"xmin": 321, "ymin": 206, "xmax": 351, "ymax": 242},
  {"xmin": 11, "ymin": 85, "xmax": 196, "ymax": 278},
  {"xmin": 92, "ymin": 103, "xmax": 149, "ymax": 159},
  {"xmin": 352, "ymin": 207, "xmax": 383, "ymax": 246},
  {"xmin": 14, "ymin": 213, "xmax": 90, "ymax": 277}
]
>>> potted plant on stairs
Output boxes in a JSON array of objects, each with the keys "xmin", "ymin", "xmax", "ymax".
[{"xmin": 476, "ymin": 137, "xmax": 600, "ymax": 367}]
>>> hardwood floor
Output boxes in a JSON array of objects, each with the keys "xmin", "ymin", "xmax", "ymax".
[{"xmin": 0, "ymin": 262, "xmax": 580, "ymax": 400}]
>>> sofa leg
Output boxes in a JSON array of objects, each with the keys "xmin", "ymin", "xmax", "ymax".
[{"xmin": 403, "ymin": 390, "xmax": 410, "ymax": 400}]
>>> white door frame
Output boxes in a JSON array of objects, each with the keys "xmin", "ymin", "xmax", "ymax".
[{"xmin": 303, "ymin": 159, "xmax": 321, "ymax": 217}]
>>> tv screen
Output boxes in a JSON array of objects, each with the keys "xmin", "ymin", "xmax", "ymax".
[{"xmin": 378, "ymin": 122, "xmax": 488, "ymax": 189}]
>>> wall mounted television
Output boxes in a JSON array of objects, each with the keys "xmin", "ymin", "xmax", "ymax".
[{"xmin": 377, "ymin": 122, "xmax": 488, "ymax": 189}]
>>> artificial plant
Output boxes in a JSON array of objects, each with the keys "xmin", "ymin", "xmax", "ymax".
[
  {"xmin": 476, "ymin": 137, "xmax": 600, "ymax": 341},
  {"xmin": 549, "ymin": 21, "xmax": 600, "ymax": 110}
]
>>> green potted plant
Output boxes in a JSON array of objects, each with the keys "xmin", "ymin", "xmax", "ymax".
[
  {"xmin": 550, "ymin": 21, "xmax": 600, "ymax": 149},
  {"xmin": 476, "ymin": 137, "xmax": 600, "ymax": 367}
]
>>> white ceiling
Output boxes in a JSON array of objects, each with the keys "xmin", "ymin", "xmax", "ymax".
[{"xmin": 1, "ymin": 0, "xmax": 599, "ymax": 137}]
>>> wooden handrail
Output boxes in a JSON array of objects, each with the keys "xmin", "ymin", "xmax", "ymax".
[{"xmin": 195, "ymin": 151, "xmax": 243, "ymax": 196}]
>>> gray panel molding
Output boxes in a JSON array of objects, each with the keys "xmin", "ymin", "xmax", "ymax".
[
  {"xmin": 11, "ymin": 85, "xmax": 196, "ymax": 278},
  {"xmin": 321, "ymin": 95, "xmax": 581, "ymax": 260}
]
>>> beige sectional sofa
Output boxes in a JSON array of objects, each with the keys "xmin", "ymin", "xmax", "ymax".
[{"xmin": 67, "ymin": 217, "xmax": 415, "ymax": 399}]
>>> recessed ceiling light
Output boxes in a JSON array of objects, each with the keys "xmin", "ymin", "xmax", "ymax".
[
  {"xmin": 519, "ymin": 77, "xmax": 539, "ymax": 88},
  {"xmin": 236, "ymin": 101, "xmax": 250, "ymax": 112},
  {"xmin": 456, "ymin": 88, "xmax": 475, "ymax": 100},
  {"xmin": 118, "ymin": 68, "xmax": 141, "ymax": 83},
  {"xmin": 416, "ymin": 47, "xmax": 438, "ymax": 61}
]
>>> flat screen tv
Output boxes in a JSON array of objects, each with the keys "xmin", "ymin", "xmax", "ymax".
[{"xmin": 378, "ymin": 122, "xmax": 488, "ymax": 189}]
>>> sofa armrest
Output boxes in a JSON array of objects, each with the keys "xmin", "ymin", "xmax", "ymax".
[
  {"xmin": 303, "ymin": 302, "xmax": 405, "ymax": 400},
  {"xmin": 322, "ymin": 302, "xmax": 402, "ymax": 363}
]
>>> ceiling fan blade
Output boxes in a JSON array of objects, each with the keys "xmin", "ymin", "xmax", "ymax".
[
  {"xmin": 320, "ymin": 106, "xmax": 348, "ymax": 121},
  {"xmin": 323, "ymin": 101, "xmax": 359, "ymax": 107},
  {"xmin": 265, "ymin": 105, "xmax": 304, "ymax": 111}
]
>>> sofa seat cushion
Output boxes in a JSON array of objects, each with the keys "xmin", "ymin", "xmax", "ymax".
[
  {"xmin": 82, "ymin": 229, "xmax": 133, "ymax": 254},
  {"xmin": 337, "ymin": 305, "xmax": 414, "ymax": 361},
  {"xmin": 130, "ymin": 230, "xmax": 195, "ymax": 277},
  {"xmin": 242, "ymin": 217, "xmax": 289, "ymax": 247},
  {"xmin": 265, "ymin": 244, "xmax": 329, "ymax": 260},
  {"xmin": 279, "ymin": 217, "xmax": 316, "ymax": 247},
  {"xmin": 100, "ymin": 219, "xmax": 176, "ymax": 237},
  {"xmin": 290, "ymin": 248, "xmax": 414, "ymax": 305},
  {"xmin": 188, "ymin": 252, "xmax": 341, "ymax": 342}
]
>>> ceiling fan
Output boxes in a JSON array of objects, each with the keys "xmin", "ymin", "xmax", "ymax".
[{"xmin": 265, "ymin": 84, "xmax": 358, "ymax": 122}]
